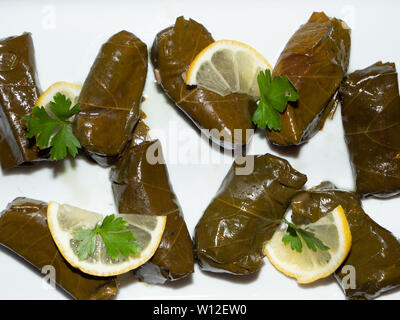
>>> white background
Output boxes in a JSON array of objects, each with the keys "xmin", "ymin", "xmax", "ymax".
[{"xmin": 0, "ymin": 0, "xmax": 400, "ymax": 299}]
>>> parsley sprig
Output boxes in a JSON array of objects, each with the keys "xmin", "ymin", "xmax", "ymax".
[
  {"xmin": 74, "ymin": 214, "xmax": 141, "ymax": 261},
  {"xmin": 25, "ymin": 93, "xmax": 81, "ymax": 161},
  {"xmin": 252, "ymin": 69, "xmax": 298, "ymax": 131},
  {"xmin": 282, "ymin": 218, "xmax": 329, "ymax": 254}
]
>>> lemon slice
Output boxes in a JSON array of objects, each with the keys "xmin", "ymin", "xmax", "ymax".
[
  {"xmin": 186, "ymin": 40, "xmax": 271, "ymax": 97},
  {"xmin": 264, "ymin": 205, "xmax": 352, "ymax": 284},
  {"xmin": 36, "ymin": 81, "xmax": 82, "ymax": 111},
  {"xmin": 47, "ymin": 201, "xmax": 166, "ymax": 277}
]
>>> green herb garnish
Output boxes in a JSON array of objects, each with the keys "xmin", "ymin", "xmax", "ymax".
[
  {"xmin": 252, "ymin": 69, "xmax": 298, "ymax": 131},
  {"xmin": 74, "ymin": 214, "xmax": 141, "ymax": 260},
  {"xmin": 282, "ymin": 218, "xmax": 329, "ymax": 253},
  {"xmin": 25, "ymin": 93, "xmax": 81, "ymax": 161}
]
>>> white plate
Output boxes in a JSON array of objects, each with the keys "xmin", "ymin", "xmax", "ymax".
[{"xmin": 1, "ymin": 0, "xmax": 400, "ymax": 300}]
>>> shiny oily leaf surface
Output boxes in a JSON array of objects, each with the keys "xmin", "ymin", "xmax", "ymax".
[
  {"xmin": 0, "ymin": 33, "xmax": 42, "ymax": 169},
  {"xmin": 151, "ymin": 16, "xmax": 256, "ymax": 148},
  {"xmin": 0, "ymin": 198, "xmax": 118, "ymax": 300},
  {"xmin": 340, "ymin": 61, "xmax": 400, "ymax": 198},
  {"xmin": 267, "ymin": 11, "xmax": 350, "ymax": 146},
  {"xmin": 73, "ymin": 30, "xmax": 148, "ymax": 166},
  {"xmin": 110, "ymin": 139, "xmax": 194, "ymax": 283},
  {"xmin": 291, "ymin": 182, "xmax": 400, "ymax": 300},
  {"xmin": 195, "ymin": 153, "xmax": 307, "ymax": 275}
]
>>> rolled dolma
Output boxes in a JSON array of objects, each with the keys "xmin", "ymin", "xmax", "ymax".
[
  {"xmin": 0, "ymin": 33, "xmax": 42, "ymax": 170},
  {"xmin": 291, "ymin": 182, "xmax": 400, "ymax": 300},
  {"xmin": 151, "ymin": 16, "xmax": 256, "ymax": 149},
  {"xmin": 340, "ymin": 62, "xmax": 400, "ymax": 198},
  {"xmin": 267, "ymin": 12, "xmax": 351, "ymax": 146},
  {"xmin": 110, "ymin": 139, "xmax": 194, "ymax": 283},
  {"xmin": 73, "ymin": 31, "xmax": 148, "ymax": 167},
  {"xmin": 131, "ymin": 113, "xmax": 150, "ymax": 146},
  {"xmin": 0, "ymin": 117, "xmax": 18, "ymax": 169},
  {"xmin": 195, "ymin": 154, "xmax": 307, "ymax": 275},
  {"xmin": 0, "ymin": 198, "xmax": 118, "ymax": 300}
]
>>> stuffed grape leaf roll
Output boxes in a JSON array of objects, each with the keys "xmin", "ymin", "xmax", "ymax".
[
  {"xmin": 195, "ymin": 154, "xmax": 307, "ymax": 274},
  {"xmin": 0, "ymin": 198, "xmax": 118, "ymax": 300},
  {"xmin": 110, "ymin": 139, "xmax": 194, "ymax": 283},
  {"xmin": 151, "ymin": 16, "xmax": 256, "ymax": 149},
  {"xmin": 0, "ymin": 33, "xmax": 42, "ymax": 170},
  {"xmin": 291, "ymin": 182, "xmax": 400, "ymax": 300},
  {"xmin": 340, "ymin": 62, "xmax": 400, "ymax": 198},
  {"xmin": 73, "ymin": 31, "xmax": 147, "ymax": 167},
  {"xmin": 267, "ymin": 12, "xmax": 351, "ymax": 146},
  {"xmin": 0, "ymin": 117, "xmax": 19, "ymax": 169}
]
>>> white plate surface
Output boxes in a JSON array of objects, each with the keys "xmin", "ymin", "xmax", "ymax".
[{"xmin": 0, "ymin": 0, "xmax": 400, "ymax": 300}]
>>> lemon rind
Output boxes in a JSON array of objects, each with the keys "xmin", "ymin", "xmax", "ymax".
[
  {"xmin": 186, "ymin": 40, "xmax": 272, "ymax": 87},
  {"xmin": 35, "ymin": 81, "xmax": 82, "ymax": 107}
]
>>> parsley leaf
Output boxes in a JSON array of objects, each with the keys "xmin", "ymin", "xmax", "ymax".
[
  {"xmin": 282, "ymin": 223, "xmax": 303, "ymax": 253},
  {"xmin": 252, "ymin": 69, "xmax": 298, "ymax": 130},
  {"xmin": 50, "ymin": 93, "xmax": 80, "ymax": 122},
  {"xmin": 282, "ymin": 218, "xmax": 329, "ymax": 254},
  {"xmin": 50, "ymin": 125, "xmax": 81, "ymax": 160},
  {"xmin": 73, "ymin": 214, "xmax": 141, "ymax": 261},
  {"xmin": 100, "ymin": 215, "xmax": 129, "ymax": 232},
  {"xmin": 253, "ymin": 99, "xmax": 281, "ymax": 130},
  {"xmin": 74, "ymin": 229, "xmax": 97, "ymax": 260},
  {"xmin": 100, "ymin": 229, "xmax": 140, "ymax": 260},
  {"xmin": 25, "ymin": 92, "xmax": 81, "ymax": 161},
  {"xmin": 296, "ymin": 228, "xmax": 330, "ymax": 252},
  {"xmin": 25, "ymin": 107, "xmax": 60, "ymax": 148}
]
